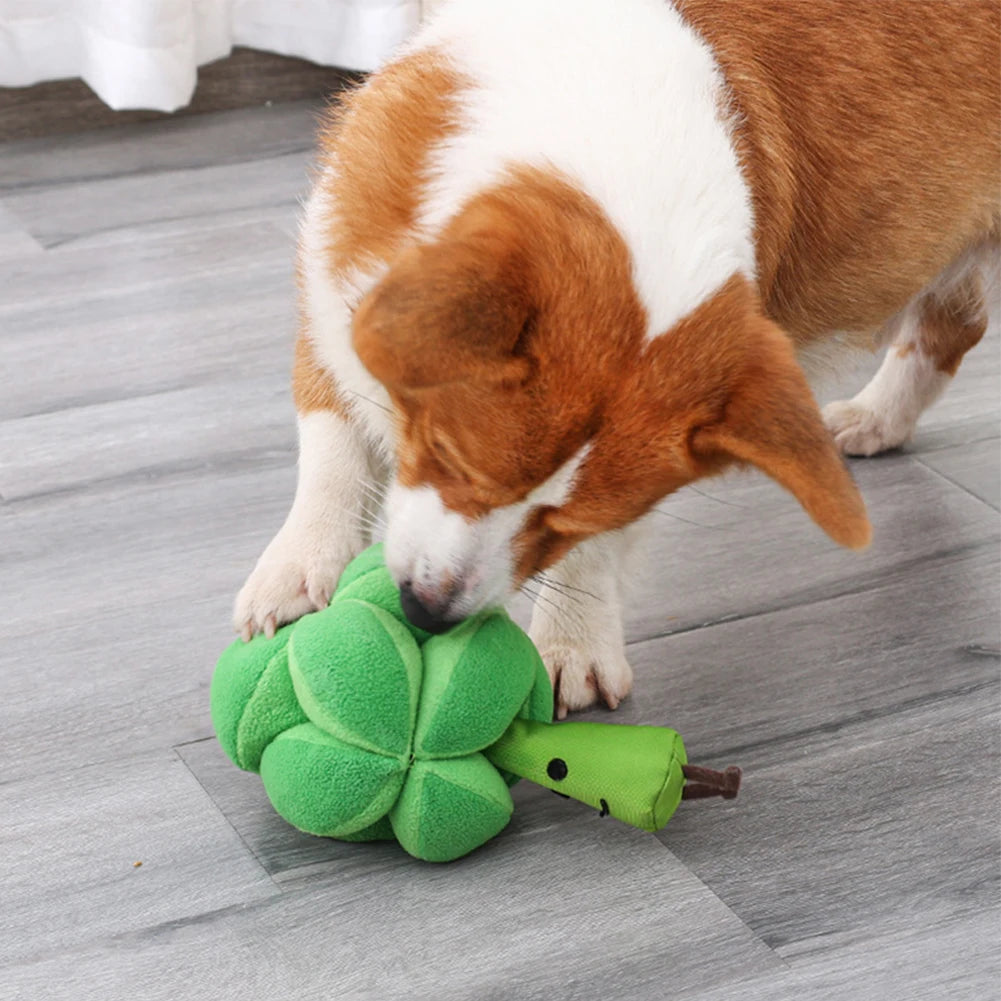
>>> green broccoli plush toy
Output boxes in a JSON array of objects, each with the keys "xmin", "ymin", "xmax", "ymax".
[{"xmin": 211, "ymin": 545, "xmax": 740, "ymax": 862}]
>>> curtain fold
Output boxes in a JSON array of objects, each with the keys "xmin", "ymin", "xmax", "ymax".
[{"xmin": 0, "ymin": 0, "xmax": 421, "ymax": 112}]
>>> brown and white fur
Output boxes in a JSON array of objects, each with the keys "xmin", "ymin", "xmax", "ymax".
[{"xmin": 235, "ymin": 0, "xmax": 1000, "ymax": 718}]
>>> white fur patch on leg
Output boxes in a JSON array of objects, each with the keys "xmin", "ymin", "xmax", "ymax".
[
  {"xmin": 822, "ymin": 245, "xmax": 996, "ymax": 457},
  {"xmin": 528, "ymin": 530, "xmax": 639, "ymax": 718},
  {"xmin": 233, "ymin": 411, "xmax": 377, "ymax": 638},
  {"xmin": 823, "ymin": 302, "xmax": 952, "ymax": 457},
  {"xmin": 823, "ymin": 348, "xmax": 950, "ymax": 456}
]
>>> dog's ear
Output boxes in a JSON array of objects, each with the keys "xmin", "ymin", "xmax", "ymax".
[
  {"xmin": 352, "ymin": 231, "xmax": 533, "ymax": 390},
  {"xmin": 691, "ymin": 315, "xmax": 872, "ymax": 550}
]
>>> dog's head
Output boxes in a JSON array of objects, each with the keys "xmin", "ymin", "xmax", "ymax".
[{"xmin": 353, "ymin": 170, "xmax": 870, "ymax": 631}]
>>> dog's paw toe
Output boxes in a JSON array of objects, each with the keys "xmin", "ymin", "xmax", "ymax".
[
  {"xmin": 538, "ymin": 642, "xmax": 633, "ymax": 719},
  {"xmin": 822, "ymin": 399, "xmax": 910, "ymax": 457},
  {"xmin": 233, "ymin": 528, "xmax": 356, "ymax": 639},
  {"xmin": 232, "ymin": 567, "xmax": 322, "ymax": 640}
]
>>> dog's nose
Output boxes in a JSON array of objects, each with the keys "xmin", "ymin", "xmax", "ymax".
[{"xmin": 399, "ymin": 580, "xmax": 454, "ymax": 635}]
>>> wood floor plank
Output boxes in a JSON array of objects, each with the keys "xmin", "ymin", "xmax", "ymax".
[
  {"xmin": 178, "ymin": 541, "xmax": 998, "ymax": 1001},
  {"xmin": 673, "ymin": 914, "xmax": 1000, "ymax": 1001},
  {"xmin": 0, "ymin": 216, "xmax": 292, "ymax": 318},
  {"xmin": 601, "ymin": 542, "xmax": 999, "ymax": 753},
  {"xmin": 2, "ymin": 147, "xmax": 312, "ymax": 249},
  {"xmin": 0, "ymin": 215, "xmax": 297, "ymax": 422},
  {"xmin": 2, "ymin": 597, "xmax": 258, "ymax": 784},
  {"xmin": 663, "ymin": 691, "xmax": 1000, "ymax": 999},
  {"xmin": 180, "ymin": 542, "xmax": 998, "ymax": 872},
  {"xmin": 787, "ymin": 910, "xmax": 1000, "ymax": 1001},
  {"xmin": 0, "ymin": 201, "xmax": 43, "ymax": 260},
  {"xmin": 617, "ymin": 452, "xmax": 999, "ymax": 643},
  {"xmin": 1, "ymin": 818, "xmax": 782, "ymax": 1001},
  {"xmin": 0, "ymin": 466, "xmax": 295, "ymax": 783},
  {"xmin": 916, "ymin": 437, "xmax": 1001, "ymax": 511},
  {"xmin": 1, "ymin": 381, "xmax": 994, "ymax": 797},
  {"xmin": 0, "ymin": 376, "xmax": 294, "ymax": 500},
  {"xmin": 625, "ymin": 550, "xmax": 1000, "ymax": 996},
  {"xmin": 0, "ymin": 749, "xmax": 277, "ymax": 968},
  {"xmin": 4, "ymin": 409, "xmax": 994, "ymax": 644},
  {"xmin": 0, "ymin": 101, "xmax": 320, "ymax": 195},
  {"xmin": 1, "ymin": 463, "xmax": 293, "ymax": 628}
]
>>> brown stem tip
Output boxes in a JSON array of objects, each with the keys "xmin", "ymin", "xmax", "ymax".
[{"xmin": 681, "ymin": 764, "xmax": 742, "ymax": 801}]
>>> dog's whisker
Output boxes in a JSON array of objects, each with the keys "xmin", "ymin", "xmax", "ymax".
[
  {"xmin": 356, "ymin": 500, "xmax": 385, "ymax": 521},
  {"xmin": 342, "ymin": 504, "xmax": 386, "ymax": 532},
  {"xmin": 531, "ymin": 577, "xmax": 585, "ymax": 607},
  {"xmin": 520, "ymin": 585, "xmax": 562, "ymax": 616},
  {"xmin": 524, "ymin": 578, "xmax": 590, "ymax": 619},
  {"xmin": 652, "ymin": 506, "xmax": 732, "ymax": 531},
  {"xmin": 356, "ymin": 479, "xmax": 387, "ymax": 504},
  {"xmin": 344, "ymin": 388, "xmax": 393, "ymax": 415},
  {"xmin": 533, "ymin": 572, "xmax": 565, "ymax": 589},
  {"xmin": 535, "ymin": 574, "xmax": 596, "ymax": 603},
  {"xmin": 342, "ymin": 492, "xmax": 380, "ymax": 516},
  {"xmin": 685, "ymin": 484, "xmax": 748, "ymax": 509},
  {"xmin": 524, "ymin": 592, "xmax": 564, "ymax": 616},
  {"xmin": 348, "ymin": 515, "xmax": 385, "ymax": 534},
  {"xmin": 534, "ymin": 573, "xmax": 601, "ymax": 603}
]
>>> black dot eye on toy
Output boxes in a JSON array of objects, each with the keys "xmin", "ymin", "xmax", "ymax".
[{"xmin": 546, "ymin": 757, "xmax": 569, "ymax": 781}]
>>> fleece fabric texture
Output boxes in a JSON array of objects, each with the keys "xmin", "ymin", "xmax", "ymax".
[
  {"xmin": 211, "ymin": 544, "xmax": 553, "ymax": 862},
  {"xmin": 213, "ymin": 544, "xmax": 694, "ymax": 861}
]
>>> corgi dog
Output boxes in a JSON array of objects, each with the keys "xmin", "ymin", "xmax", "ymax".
[{"xmin": 235, "ymin": 0, "xmax": 999, "ymax": 717}]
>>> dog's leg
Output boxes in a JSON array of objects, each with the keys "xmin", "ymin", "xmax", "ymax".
[
  {"xmin": 233, "ymin": 332, "xmax": 379, "ymax": 640},
  {"xmin": 823, "ymin": 246, "xmax": 993, "ymax": 456},
  {"xmin": 528, "ymin": 526, "xmax": 644, "ymax": 718}
]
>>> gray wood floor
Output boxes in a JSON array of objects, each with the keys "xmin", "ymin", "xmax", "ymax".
[{"xmin": 1, "ymin": 101, "xmax": 998, "ymax": 1001}]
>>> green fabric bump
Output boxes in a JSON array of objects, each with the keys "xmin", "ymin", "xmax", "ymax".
[
  {"xmin": 288, "ymin": 599, "xmax": 422, "ymax": 757},
  {"xmin": 260, "ymin": 723, "xmax": 406, "ymax": 838},
  {"xmin": 333, "ymin": 543, "xmax": 387, "ymax": 596},
  {"xmin": 210, "ymin": 625, "xmax": 306, "ymax": 772},
  {"xmin": 337, "ymin": 815, "xmax": 395, "ymax": 843},
  {"xmin": 521, "ymin": 659, "xmax": 556, "ymax": 725},
  {"xmin": 492, "ymin": 657, "xmax": 555, "ymax": 787},
  {"xmin": 414, "ymin": 612, "xmax": 542, "ymax": 758},
  {"xmin": 389, "ymin": 756, "xmax": 513, "ymax": 862},
  {"xmin": 333, "ymin": 543, "xmax": 432, "ymax": 645}
]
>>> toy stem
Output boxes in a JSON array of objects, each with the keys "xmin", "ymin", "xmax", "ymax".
[
  {"xmin": 487, "ymin": 718, "xmax": 688, "ymax": 832},
  {"xmin": 487, "ymin": 719, "xmax": 742, "ymax": 832},
  {"xmin": 681, "ymin": 764, "xmax": 742, "ymax": 800}
]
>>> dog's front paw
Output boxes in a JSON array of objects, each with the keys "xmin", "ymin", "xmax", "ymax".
[
  {"xmin": 822, "ymin": 399, "xmax": 911, "ymax": 457},
  {"xmin": 533, "ymin": 638, "xmax": 634, "ymax": 719},
  {"xmin": 233, "ymin": 522, "xmax": 359, "ymax": 641}
]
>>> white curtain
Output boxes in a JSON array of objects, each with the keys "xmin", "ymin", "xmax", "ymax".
[{"xmin": 0, "ymin": 0, "xmax": 422, "ymax": 112}]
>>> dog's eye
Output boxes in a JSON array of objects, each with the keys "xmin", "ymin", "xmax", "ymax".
[
  {"xmin": 430, "ymin": 435, "xmax": 454, "ymax": 465},
  {"xmin": 428, "ymin": 433, "xmax": 472, "ymax": 483},
  {"xmin": 430, "ymin": 434, "xmax": 457, "ymax": 465},
  {"xmin": 428, "ymin": 433, "xmax": 514, "ymax": 504}
]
